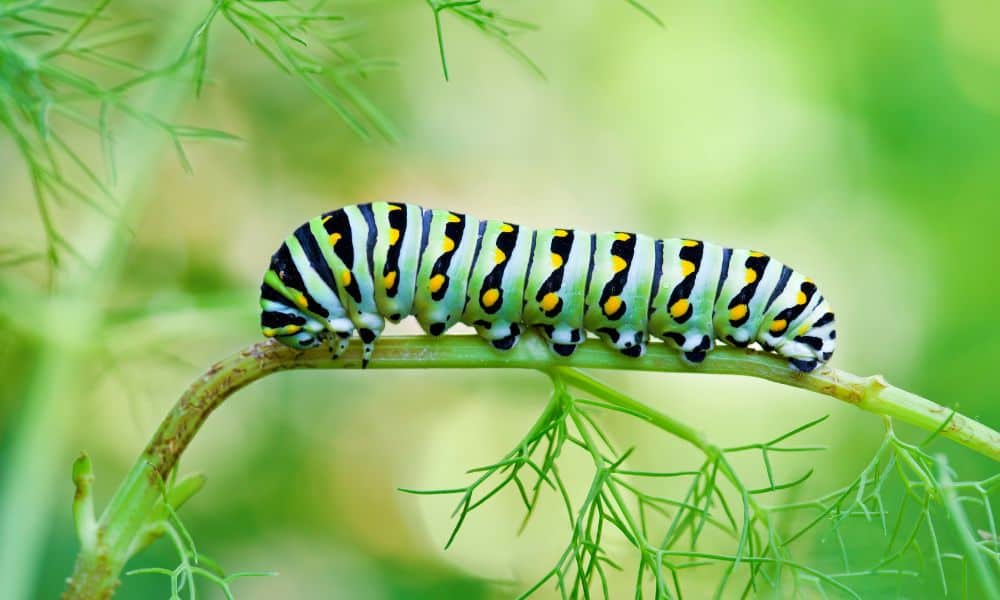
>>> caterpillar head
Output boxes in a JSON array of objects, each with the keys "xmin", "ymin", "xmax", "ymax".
[
  {"xmin": 259, "ymin": 293, "xmax": 327, "ymax": 350},
  {"xmin": 772, "ymin": 300, "xmax": 836, "ymax": 371},
  {"xmin": 272, "ymin": 329, "xmax": 325, "ymax": 349}
]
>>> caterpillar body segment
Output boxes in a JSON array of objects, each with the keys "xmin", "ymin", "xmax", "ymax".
[
  {"xmin": 584, "ymin": 232, "xmax": 657, "ymax": 358},
  {"xmin": 648, "ymin": 239, "xmax": 726, "ymax": 363},
  {"xmin": 260, "ymin": 202, "xmax": 837, "ymax": 372},
  {"xmin": 714, "ymin": 249, "xmax": 781, "ymax": 351},
  {"xmin": 522, "ymin": 228, "xmax": 591, "ymax": 356},
  {"xmin": 317, "ymin": 206, "xmax": 384, "ymax": 365},
  {"xmin": 462, "ymin": 219, "xmax": 534, "ymax": 350},
  {"xmin": 412, "ymin": 209, "xmax": 479, "ymax": 338},
  {"xmin": 370, "ymin": 202, "xmax": 421, "ymax": 324}
]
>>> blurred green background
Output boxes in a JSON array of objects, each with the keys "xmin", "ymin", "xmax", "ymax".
[{"xmin": 1, "ymin": 1, "xmax": 998, "ymax": 598}]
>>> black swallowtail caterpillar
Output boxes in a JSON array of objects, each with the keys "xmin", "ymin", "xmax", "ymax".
[{"xmin": 260, "ymin": 203, "xmax": 836, "ymax": 372}]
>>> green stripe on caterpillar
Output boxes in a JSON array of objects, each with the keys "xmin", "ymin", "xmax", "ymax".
[{"xmin": 260, "ymin": 202, "xmax": 836, "ymax": 372}]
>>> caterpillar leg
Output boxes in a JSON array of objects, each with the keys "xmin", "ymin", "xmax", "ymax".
[
  {"xmin": 788, "ymin": 358, "xmax": 818, "ymax": 372},
  {"xmin": 622, "ymin": 332, "xmax": 647, "ymax": 357},
  {"xmin": 357, "ymin": 327, "xmax": 380, "ymax": 368},
  {"xmin": 722, "ymin": 332, "xmax": 752, "ymax": 349},
  {"xmin": 341, "ymin": 304, "xmax": 384, "ymax": 368},
  {"xmin": 537, "ymin": 324, "xmax": 585, "ymax": 357},
  {"xmin": 682, "ymin": 335, "xmax": 712, "ymax": 364},
  {"xmin": 660, "ymin": 332, "xmax": 713, "ymax": 365},
  {"xmin": 325, "ymin": 331, "xmax": 351, "ymax": 358},
  {"xmin": 472, "ymin": 320, "xmax": 523, "ymax": 351},
  {"xmin": 594, "ymin": 328, "xmax": 648, "ymax": 358}
]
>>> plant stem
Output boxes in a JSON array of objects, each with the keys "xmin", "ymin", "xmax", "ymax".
[{"xmin": 62, "ymin": 333, "xmax": 1000, "ymax": 598}]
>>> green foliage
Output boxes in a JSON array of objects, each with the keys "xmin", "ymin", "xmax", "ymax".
[
  {"xmin": 0, "ymin": 0, "xmax": 660, "ymax": 274},
  {"xmin": 181, "ymin": 0, "xmax": 399, "ymax": 140},
  {"xmin": 426, "ymin": 0, "xmax": 542, "ymax": 80},
  {"xmin": 124, "ymin": 488, "xmax": 276, "ymax": 600},
  {"xmin": 425, "ymin": 0, "xmax": 662, "ymax": 80},
  {"xmin": 0, "ymin": 0, "xmax": 394, "ymax": 278},
  {"xmin": 405, "ymin": 368, "xmax": 1000, "ymax": 598},
  {"xmin": 72, "ymin": 452, "xmax": 272, "ymax": 600},
  {"xmin": 125, "ymin": 498, "xmax": 276, "ymax": 600}
]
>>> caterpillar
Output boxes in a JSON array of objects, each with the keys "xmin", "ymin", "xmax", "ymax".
[{"xmin": 260, "ymin": 202, "xmax": 836, "ymax": 372}]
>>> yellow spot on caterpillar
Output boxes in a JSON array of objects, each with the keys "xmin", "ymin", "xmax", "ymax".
[
  {"xmin": 295, "ymin": 293, "xmax": 308, "ymax": 308},
  {"xmin": 494, "ymin": 248, "xmax": 507, "ymax": 264},
  {"xmin": 442, "ymin": 236, "xmax": 455, "ymax": 252},
  {"xmin": 387, "ymin": 204, "xmax": 402, "ymax": 212},
  {"xmin": 262, "ymin": 328, "xmax": 276, "ymax": 337},
  {"xmin": 798, "ymin": 323, "xmax": 810, "ymax": 335},
  {"xmin": 322, "ymin": 215, "xmax": 332, "ymax": 223},
  {"xmin": 770, "ymin": 319, "xmax": 787, "ymax": 333},
  {"xmin": 500, "ymin": 223, "xmax": 514, "ymax": 233},
  {"xmin": 553, "ymin": 229, "xmax": 569, "ymax": 237},
  {"xmin": 804, "ymin": 277, "xmax": 814, "ymax": 284},
  {"xmin": 615, "ymin": 232, "xmax": 631, "ymax": 241},
  {"xmin": 329, "ymin": 233, "xmax": 342, "ymax": 246},
  {"xmin": 285, "ymin": 325, "xmax": 301, "ymax": 334},
  {"xmin": 341, "ymin": 271, "xmax": 352, "ymax": 286},
  {"xmin": 745, "ymin": 268, "xmax": 757, "ymax": 284},
  {"xmin": 603, "ymin": 295, "xmax": 623, "ymax": 316},
  {"xmin": 796, "ymin": 291, "xmax": 807, "ymax": 305},
  {"xmin": 669, "ymin": 298, "xmax": 689, "ymax": 319},
  {"xmin": 383, "ymin": 271, "xmax": 397, "ymax": 289},
  {"xmin": 612, "ymin": 256, "xmax": 628, "ymax": 273},
  {"xmin": 729, "ymin": 304, "xmax": 748, "ymax": 321},
  {"xmin": 550, "ymin": 252, "xmax": 564, "ymax": 268},
  {"xmin": 388, "ymin": 228, "xmax": 400, "ymax": 245},
  {"xmin": 681, "ymin": 239, "xmax": 699, "ymax": 247},
  {"xmin": 540, "ymin": 292, "xmax": 559, "ymax": 312},
  {"xmin": 447, "ymin": 213, "xmax": 461, "ymax": 223},
  {"xmin": 680, "ymin": 260, "xmax": 696, "ymax": 277},
  {"xmin": 429, "ymin": 273, "xmax": 446, "ymax": 293},
  {"xmin": 749, "ymin": 251, "xmax": 765, "ymax": 258},
  {"xmin": 481, "ymin": 288, "xmax": 500, "ymax": 307}
]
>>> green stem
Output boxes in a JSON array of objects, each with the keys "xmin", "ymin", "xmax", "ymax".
[
  {"xmin": 62, "ymin": 333, "xmax": 1000, "ymax": 598},
  {"xmin": 563, "ymin": 394, "xmax": 663, "ymax": 586},
  {"xmin": 937, "ymin": 455, "xmax": 1000, "ymax": 598}
]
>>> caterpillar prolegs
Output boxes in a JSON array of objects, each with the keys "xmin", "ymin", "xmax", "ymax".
[{"xmin": 260, "ymin": 203, "xmax": 837, "ymax": 372}]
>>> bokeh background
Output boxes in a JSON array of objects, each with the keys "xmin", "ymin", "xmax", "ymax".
[{"xmin": 1, "ymin": 1, "xmax": 998, "ymax": 598}]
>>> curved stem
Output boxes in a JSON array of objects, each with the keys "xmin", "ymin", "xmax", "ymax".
[{"xmin": 62, "ymin": 333, "xmax": 1000, "ymax": 599}]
